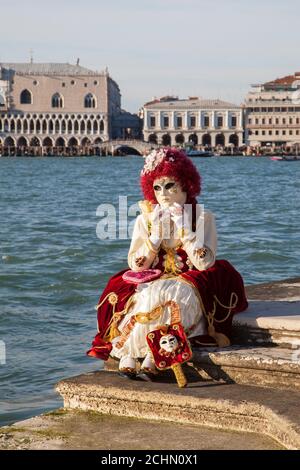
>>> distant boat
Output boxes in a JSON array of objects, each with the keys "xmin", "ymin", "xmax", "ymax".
[
  {"xmin": 270, "ymin": 155, "xmax": 300, "ymax": 161},
  {"xmin": 282, "ymin": 155, "xmax": 300, "ymax": 161},
  {"xmin": 186, "ymin": 149, "xmax": 214, "ymax": 157}
]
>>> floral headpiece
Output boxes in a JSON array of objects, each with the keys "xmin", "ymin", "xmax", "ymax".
[{"xmin": 141, "ymin": 148, "xmax": 175, "ymax": 175}]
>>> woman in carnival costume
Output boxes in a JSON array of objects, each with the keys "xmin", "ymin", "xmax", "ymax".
[{"xmin": 87, "ymin": 147, "xmax": 248, "ymax": 378}]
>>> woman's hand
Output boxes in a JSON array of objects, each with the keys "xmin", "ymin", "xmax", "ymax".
[
  {"xmin": 169, "ymin": 203, "xmax": 192, "ymax": 240},
  {"xmin": 149, "ymin": 204, "xmax": 172, "ymax": 243}
]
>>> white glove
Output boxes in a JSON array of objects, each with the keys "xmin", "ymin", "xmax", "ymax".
[
  {"xmin": 149, "ymin": 205, "xmax": 171, "ymax": 247},
  {"xmin": 169, "ymin": 203, "xmax": 194, "ymax": 241}
]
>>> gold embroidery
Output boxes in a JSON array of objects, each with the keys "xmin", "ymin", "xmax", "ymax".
[
  {"xmin": 115, "ymin": 300, "xmax": 181, "ymax": 349},
  {"xmin": 96, "ymin": 291, "xmax": 119, "ymax": 333},
  {"xmin": 205, "ymin": 292, "xmax": 238, "ymax": 347},
  {"xmin": 163, "ymin": 247, "xmax": 182, "ymax": 275},
  {"xmin": 103, "ymin": 293, "xmax": 136, "ymax": 342}
]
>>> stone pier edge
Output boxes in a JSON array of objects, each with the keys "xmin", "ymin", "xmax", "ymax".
[{"xmin": 56, "ymin": 380, "xmax": 300, "ymax": 450}]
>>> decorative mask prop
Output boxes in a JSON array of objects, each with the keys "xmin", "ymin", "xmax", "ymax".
[
  {"xmin": 147, "ymin": 323, "xmax": 192, "ymax": 388},
  {"xmin": 159, "ymin": 334, "xmax": 179, "ymax": 355}
]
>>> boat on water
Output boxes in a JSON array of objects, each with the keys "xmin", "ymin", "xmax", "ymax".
[
  {"xmin": 270, "ymin": 155, "xmax": 300, "ymax": 161},
  {"xmin": 186, "ymin": 149, "xmax": 214, "ymax": 157}
]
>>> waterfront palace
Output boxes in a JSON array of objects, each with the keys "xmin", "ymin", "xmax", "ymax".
[
  {"xmin": 0, "ymin": 62, "xmax": 141, "ymax": 154},
  {"xmin": 142, "ymin": 96, "xmax": 243, "ymax": 148},
  {"xmin": 245, "ymin": 71, "xmax": 300, "ymax": 150}
]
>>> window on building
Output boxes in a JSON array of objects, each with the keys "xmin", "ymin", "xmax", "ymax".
[
  {"xmin": 217, "ymin": 116, "xmax": 223, "ymax": 127},
  {"xmin": 267, "ymin": 108, "xmax": 273, "ymax": 112},
  {"xmin": 281, "ymin": 107, "xmax": 287, "ymax": 112},
  {"xmin": 231, "ymin": 116, "xmax": 237, "ymax": 127},
  {"xmin": 190, "ymin": 116, "xmax": 196, "ymax": 127},
  {"xmin": 248, "ymin": 118, "xmax": 252, "ymax": 124},
  {"xmin": 282, "ymin": 118, "xmax": 286, "ymax": 124},
  {"xmin": 163, "ymin": 116, "xmax": 169, "ymax": 128},
  {"xmin": 255, "ymin": 118, "xmax": 259, "ymax": 124},
  {"xmin": 269, "ymin": 118, "xmax": 272, "ymax": 124},
  {"xmin": 296, "ymin": 130, "xmax": 299, "ymax": 135},
  {"xmin": 275, "ymin": 107, "xmax": 280, "ymax": 112},
  {"xmin": 176, "ymin": 116, "xmax": 182, "ymax": 128},
  {"xmin": 204, "ymin": 115, "xmax": 209, "ymax": 127},
  {"xmin": 84, "ymin": 93, "xmax": 96, "ymax": 108},
  {"xmin": 289, "ymin": 130, "xmax": 293, "ymax": 135},
  {"xmin": 262, "ymin": 130, "xmax": 265, "ymax": 135},
  {"xmin": 275, "ymin": 130, "xmax": 279, "ymax": 135},
  {"xmin": 282, "ymin": 130, "xmax": 286, "ymax": 135},
  {"xmin": 261, "ymin": 107, "xmax": 267, "ymax": 112},
  {"xmin": 269, "ymin": 130, "xmax": 272, "ymax": 135},
  {"xmin": 276, "ymin": 118, "xmax": 279, "ymax": 124},
  {"xmin": 289, "ymin": 118, "xmax": 293, "ymax": 124},
  {"xmin": 51, "ymin": 93, "xmax": 63, "ymax": 108},
  {"xmin": 150, "ymin": 116, "xmax": 156, "ymax": 127},
  {"xmin": 255, "ymin": 130, "xmax": 259, "ymax": 135},
  {"xmin": 62, "ymin": 83, "xmax": 66, "ymax": 87},
  {"xmin": 262, "ymin": 118, "xmax": 265, "ymax": 124},
  {"xmin": 297, "ymin": 118, "xmax": 300, "ymax": 124},
  {"xmin": 20, "ymin": 89, "xmax": 32, "ymax": 104}
]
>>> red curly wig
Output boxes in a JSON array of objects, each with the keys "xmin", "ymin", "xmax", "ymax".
[{"xmin": 140, "ymin": 147, "xmax": 201, "ymax": 205}]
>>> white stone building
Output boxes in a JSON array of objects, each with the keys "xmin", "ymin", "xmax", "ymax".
[
  {"xmin": 245, "ymin": 72, "xmax": 300, "ymax": 149},
  {"xmin": 142, "ymin": 96, "xmax": 243, "ymax": 148}
]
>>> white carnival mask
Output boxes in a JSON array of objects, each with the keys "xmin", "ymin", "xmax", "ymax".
[
  {"xmin": 159, "ymin": 334, "xmax": 179, "ymax": 353},
  {"xmin": 153, "ymin": 177, "xmax": 187, "ymax": 207}
]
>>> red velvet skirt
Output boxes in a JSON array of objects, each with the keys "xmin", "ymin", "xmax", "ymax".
[{"xmin": 87, "ymin": 260, "xmax": 248, "ymax": 360}]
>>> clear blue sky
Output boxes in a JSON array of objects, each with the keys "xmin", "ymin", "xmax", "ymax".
[{"xmin": 1, "ymin": 0, "xmax": 300, "ymax": 112}]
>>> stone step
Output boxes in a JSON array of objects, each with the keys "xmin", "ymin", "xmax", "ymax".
[
  {"xmin": 104, "ymin": 344, "xmax": 300, "ymax": 392},
  {"xmin": 190, "ymin": 345, "xmax": 300, "ymax": 391},
  {"xmin": 56, "ymin": 371, "xmax": 300, "ymax": 449},
  {"xmin": 233, "ymin": 300, "xmax": 300, "ymax": 348},
  {"xmin": 233, "ymin": 278, "xmax": 300, "ymax": 348}
]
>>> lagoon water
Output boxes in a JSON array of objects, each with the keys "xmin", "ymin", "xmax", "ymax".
[{"xmin": 0, "ymin": 155, "xmax": 299, "ymax": 426}]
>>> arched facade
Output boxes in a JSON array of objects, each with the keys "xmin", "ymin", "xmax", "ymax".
[
  {"xmin": 175, "ymin": 133, "xmax": 185, "ymax": 144},
  {"xmin": 215, "ymin": 133, "xmax": 225, "ymax": 146},
  {"xmin": 148, "ymin": 133, "xmax": 158, "ymax": 144},
  {"xmin": 202, "ymin": 134, "xmax": 211, "ymax": 146},
  {"xmin": 229, "ymin": 133, "xmax": 239, "ymax": 147},
  {"xmin": 69, "ymin": 137, "xmax": 79, "ymax": 147},
  {"xmin": 84, "ymin": 93, "xmax": 96, "ymax": 108},
  {"xmin": 20, "ymin": 89, "xmax": 32, "ymax": 105},
  {"xmin": 17, "ymin": 136, "xmax": 28, "ymax": 147},
  {"xmin": 43, "ymin": 137, "xmax": 53, "ymax": 147},
  {"xmin": 52, "ymin": 93, "xmax": 64, "ymax": 108},
  {"xmin": 56, "ymin": 137, "xmax": 65, "ymax": 147},
  {"xmin": 162, "ymin": 134, "xmax": 171, "ymax": 146},
  {"xmin": 188, "ymin": 133, "xmax": 198, "ymax": 145},
  {"xmin": 4, "ymin": 136, "xmax": 16, "ymax": 146}
]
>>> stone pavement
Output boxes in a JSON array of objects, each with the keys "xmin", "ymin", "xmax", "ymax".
[
  {"xmin": 0, "ymin": 408, "xmax": 283, "ymax": 450},
  {"xmin": 54, "ymin": 369, "xmax": 300, "ymax": 450}
]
